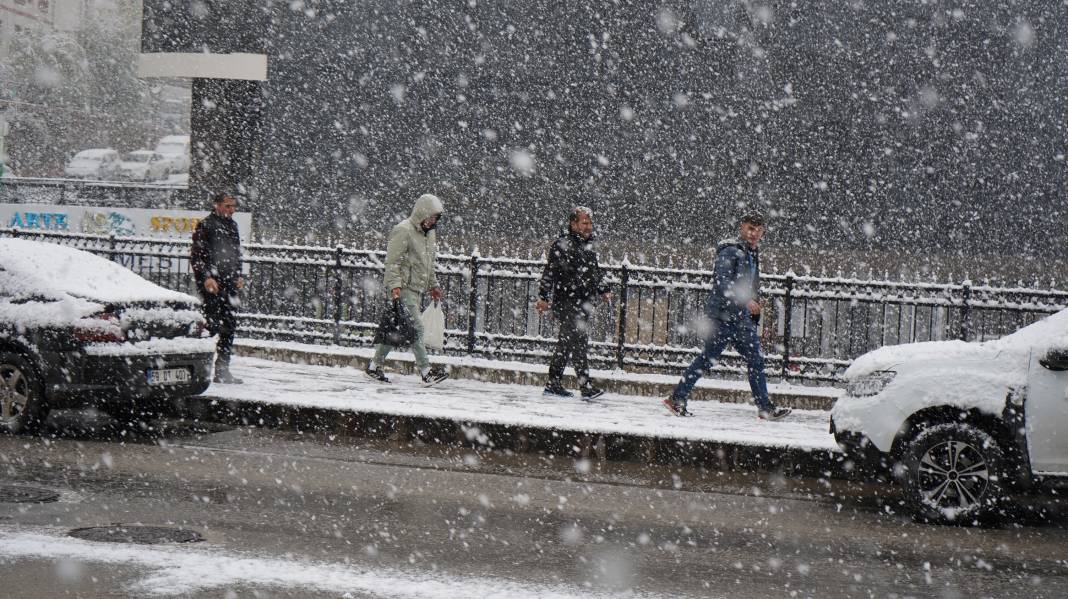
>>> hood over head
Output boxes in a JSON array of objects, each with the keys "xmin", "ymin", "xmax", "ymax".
[{"xmin": 409, "ymin": 194, "xmax": 444, "ymax": 225}]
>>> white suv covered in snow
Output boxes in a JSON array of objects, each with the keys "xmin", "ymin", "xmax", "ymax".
[{"xmin": 831, "ymin": 309, "xmax": 1068, "ymax": 524}]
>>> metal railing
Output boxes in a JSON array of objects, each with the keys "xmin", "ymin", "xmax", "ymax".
[
  {"xmin": 4, "ymin": 227, "xmax": 1066, "ymax": 383},
  {"xmin": 0, "ymin": 177, "xmax": 189, "ymax": 209}
]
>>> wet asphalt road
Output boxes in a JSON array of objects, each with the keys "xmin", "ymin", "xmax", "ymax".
[{"xmin": 1, "ymin": 415, "xmax": 1067, "ymax": 598}]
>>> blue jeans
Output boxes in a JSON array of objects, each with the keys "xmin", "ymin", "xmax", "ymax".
[{"xmin": 670, "ymin": 317, "xmax": 773, "ymax": 411}]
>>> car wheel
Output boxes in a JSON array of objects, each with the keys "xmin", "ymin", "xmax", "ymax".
[
  {"xmin": 902, "ymin": 422, "xmax": 1007, "ymax": 525},
  {"xmin": 0, "ymin": 353, "xmax": 47, "ymax": 435}
]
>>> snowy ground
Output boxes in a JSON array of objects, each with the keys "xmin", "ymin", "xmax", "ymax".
[
  {"xmin": 237, "ymin": 339, "xmax": 844, "ymax": 403},
  {"xmin": 0, "ymin": 528, "xmax": 670, "ymax": 599},
  {"xmin": 213, "ymin": 357, "xmax": 840, "ymax": 452}
]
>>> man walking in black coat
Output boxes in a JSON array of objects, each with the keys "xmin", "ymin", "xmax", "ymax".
[
  {"xmin": 536, "ymin": 206, "xmax": 612, "ymax": 400},
  {"xmin": 191, "ymin": 192, "xmax": 245, "ymax": 384}
]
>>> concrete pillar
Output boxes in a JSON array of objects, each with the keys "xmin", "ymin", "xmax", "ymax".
[{"xmin": 187, "ymin": 78, "xmax": 264, "ymax": 205}]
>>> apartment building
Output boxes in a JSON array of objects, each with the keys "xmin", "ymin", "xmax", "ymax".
[{"xmin": 0, "ymin": 0, "xmax": 89, "ymax": 60}]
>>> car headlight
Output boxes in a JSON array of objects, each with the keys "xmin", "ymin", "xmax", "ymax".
[{"xmin": 845, "ymin": 371, "xmax": 896, "ymax": 397}]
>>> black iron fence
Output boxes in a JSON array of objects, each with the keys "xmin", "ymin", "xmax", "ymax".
[{"xmin": 4, "ymin": 227, "xmax": 1066, "ymax": 383}]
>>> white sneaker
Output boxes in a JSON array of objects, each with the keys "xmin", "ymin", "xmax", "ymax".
[{"xmin": 758, "ymin": 407, "xmax": 792, "ymax": 421}]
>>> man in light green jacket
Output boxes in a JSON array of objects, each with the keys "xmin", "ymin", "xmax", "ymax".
[{"xmin": 366, "ymin": 193, "xmax": 449, "ymax": 386}]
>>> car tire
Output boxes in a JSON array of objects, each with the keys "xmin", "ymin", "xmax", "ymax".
[
  {"xmin": 0, "ymin": 352, "xmax": 47, "ymax": 435},
  {"xmin": 901, "ymin": 422, "xmax": 1008, "ymax": 525}
]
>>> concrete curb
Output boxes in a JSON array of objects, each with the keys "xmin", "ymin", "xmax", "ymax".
[{"xmin": 178, "ymin": 394, "xmax": 846, "ymax": 478}]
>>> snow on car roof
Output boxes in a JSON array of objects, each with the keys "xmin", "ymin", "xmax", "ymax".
[
  {"xmin": 0, "ymin": 238, "xmax": 198, "ymax": 306},
  {"xmin": 844, "ymin": 306, "xmax": 1068, "ymax": 379},
  {"xmin": 73, "ymin": 149, "xmax": 115, "ymax": 158},
  {"xmin": 994, "ymin": 307, "xmax": 1068, "ymax": 349}
]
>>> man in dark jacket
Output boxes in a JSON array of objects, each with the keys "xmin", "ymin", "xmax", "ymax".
[
  {"xmin": 536, "ymin": 206, "xmax": 611, "ymax": 400},
  {"xmin": 191, "ymin": 192, "xmax": 245, "ymax": 384},
  {"xmin": 663, "ymin": 210, "xmax": 791, "ymax": 420}
]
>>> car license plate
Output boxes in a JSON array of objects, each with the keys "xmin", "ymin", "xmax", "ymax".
[{"xmin": 146, "ymin": 367, "xmax": 191, "ymax": 386}]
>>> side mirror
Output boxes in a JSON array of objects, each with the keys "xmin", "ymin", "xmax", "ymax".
[{"xmin": 1039, "ymin": 349, "xmax": 1068, "ymax": 372}]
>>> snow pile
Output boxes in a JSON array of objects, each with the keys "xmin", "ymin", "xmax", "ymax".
[
  {"xmin": 1, "ymin": 238, "xmax": 203, "ymax": 338},
  {"xmin": 119, "ymin": 307, "xmax": 205, "ymax": 332},
  {"xmin": 843, "ymin": 339, "xmax": 995, "ymax": 379},
  {"xmin": 991, "ymin": 307, "xmax": 1068, "ymax": 352},
  {"xmin": 83, "ymin": 337, "xmax": 216, "ymax": 356},
  {"xmin": 0, "ymin": 238, "xmax": 197, "ymax": 305},
  {"xmin": 844, "ymin": 307, "xmax": 1068, "ymax": 380}
]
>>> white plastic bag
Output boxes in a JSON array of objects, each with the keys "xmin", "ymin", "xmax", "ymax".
[{"xmin": 421, "ymin": 301, "xmax": 445, "ymax": 350}]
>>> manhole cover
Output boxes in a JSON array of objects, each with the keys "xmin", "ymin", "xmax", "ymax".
[
  {"xmin": 0, "ymin": 485, "xmax": 60, "ymax": 503},
  {"xmin": 68, "ymin": 525, "xmax": 204, "ymax": 544}
]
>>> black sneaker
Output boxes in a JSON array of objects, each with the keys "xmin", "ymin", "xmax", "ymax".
[
  {"xmin": 758, "ymin": 406, "xmax": 792, "ymax": 421},
  {"xmin": 213, "ymin": 370, "xmax": 243, "ymax": 384},
  {"xmin": 581, "ymin": 386, "xmax": 605, "ymax": 401},
  {"xmin": 422, "ymin": 366, "xmax": 448, "ymax": 387},
  {"xmin": 662, "ymin": 397, "xmax": 692, "ymax": 417},
  {"xmin": 365, "ymin": 365, "xmax": 390, "ymax": 383},
  {"xmin": 543, "ymin": 384, "xmax": 574, "ymax": 398}
]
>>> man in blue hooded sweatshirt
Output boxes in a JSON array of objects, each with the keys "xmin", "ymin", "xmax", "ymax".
[{"xmin": 663, "ymin": 210, "xmax": 791, "ymax": 421}]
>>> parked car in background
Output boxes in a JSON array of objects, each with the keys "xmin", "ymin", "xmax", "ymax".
[
  {"xmin": 63, "ymin": 149, "xmax": 121, "ymax": 180},
  {"xmin": 118, "ymin": 150, "xmax": 171, "ymax": 182},
  {"xmin": 831, "ymin": 308, "xmax": 1068, "ymax": 524},
  {"xmin": 0, "ymin": 238, "xmax": 215, "ymax": 434},
  {"xmin": 154, "ymin": 134, "xmax": 190, "ymax": 174}
]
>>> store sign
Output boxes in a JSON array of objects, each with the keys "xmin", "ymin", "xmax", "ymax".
[{"xmin": 0, "ymin": 203, "xmax": 253, "ymax": 240}]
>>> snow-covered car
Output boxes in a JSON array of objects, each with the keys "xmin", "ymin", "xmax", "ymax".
[
  {"xmin": 0, "ymin": 238, "xmax": 215, "ymax": 434},
  {"xmin": 117, "ymin": 150, "xmax": 171, "ymax": 182},
  {"xmin": 831, "ymin": 309, "xmax": 1068, "ymax": 524},
  {"xmin": 63, "ymin": 149, "xmax": 121, "ymax": 180},
  {"xmin": 154, "ymin": 134, "xmax": 190, "ymax": 174}
]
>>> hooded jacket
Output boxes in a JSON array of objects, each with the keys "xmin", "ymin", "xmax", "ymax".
[
  {"xmin": 383, "ymin": 193, "xmax": 443, "ymax": 293},
  {"xmin": 705, "ymin": 238, "xmax": 760, "ymax": 324},
  {"xmin": 538, "ymin": 229, "xmax": 608, "ymax": 317}
]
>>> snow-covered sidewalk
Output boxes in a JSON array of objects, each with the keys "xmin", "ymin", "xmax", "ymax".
[{"xmin": 212, "ymin": 356, "xmax": 840, "ymax": 452}]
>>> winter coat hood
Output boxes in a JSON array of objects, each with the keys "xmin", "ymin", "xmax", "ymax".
[
  {"xmin": 383, "ymin": 194, "xmax": 442, "ymax": 293},
  {"xmin": 408, "ymin": 194, "xmax": 444, "ymax": 227},
  {"xmin": 716, "ymin": 237, "xmax": 758, "ymax": 255}
]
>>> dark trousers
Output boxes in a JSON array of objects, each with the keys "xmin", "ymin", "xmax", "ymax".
[
  {"xmin": 547, "ymin": 309, "xmax": 591, "ymax": 389},
  {"xmin": 202, "ymin": 291, "xmax": 238, "ymax": 372},
  {"xmin": 671, "ymin": 317, "xmax": 773, "ymax": 411}
]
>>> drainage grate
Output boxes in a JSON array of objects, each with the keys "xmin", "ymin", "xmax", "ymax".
[
  {"xmin": 0, "ymin": 485, "xmax": 60, "ymax": 504},
  {"xmin": 68, "ymin": 525, "xmax": 204, "ymax": 544}
]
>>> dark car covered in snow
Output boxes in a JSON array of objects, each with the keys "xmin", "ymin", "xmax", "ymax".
[{"xmin": 0, "ymin": 238, "xmax": 215, "ymax": 433}]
